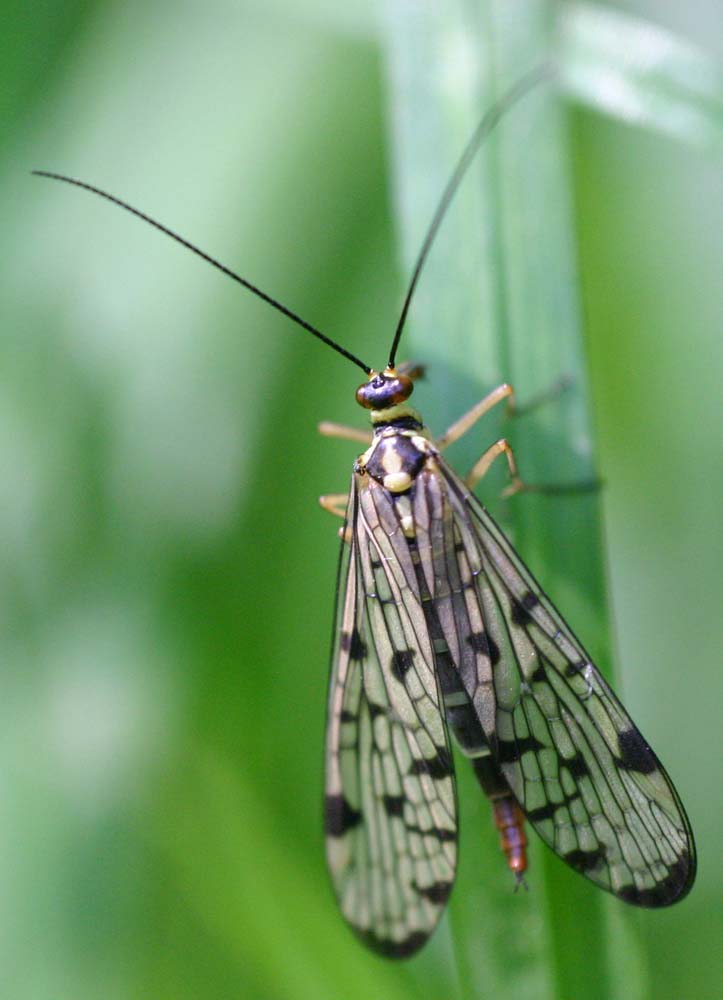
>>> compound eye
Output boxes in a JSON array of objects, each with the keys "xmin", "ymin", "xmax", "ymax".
[{"xmin": 355, "ymin": 372, "xmax": 413, "ymax": 410}]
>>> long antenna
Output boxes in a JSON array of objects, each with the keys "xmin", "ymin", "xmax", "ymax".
[
  {"xmin": 31, "ymin": 170, "xmax": 373, "ymax": 375},
  {"xmin": 387, "ymin": 63, "xmax": 554, "ymax": 368}
]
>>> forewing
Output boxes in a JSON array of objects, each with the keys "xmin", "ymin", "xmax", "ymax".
[
  {"xmin": 435, "ymin": 459, "xmax": 695, "ymax": 905},
  {"xmin": 324, "ymin": 476, "xmax": 457, "ymax": 957}
]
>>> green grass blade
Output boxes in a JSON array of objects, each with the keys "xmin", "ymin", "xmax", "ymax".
[{"xmin": 381, "ymin": 1, "xmax": 648, "ymax": 997}]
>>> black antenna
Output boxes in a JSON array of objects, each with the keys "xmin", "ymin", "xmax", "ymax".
[
  {"xmin": 31, "ymin": 170, "xmax": 372, "ymax": 375},
  {"xmin": 388, "ymin": 63, "xmax": 554, "ymax": 368}
]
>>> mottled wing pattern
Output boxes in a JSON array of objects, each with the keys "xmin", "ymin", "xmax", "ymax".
[
  {"xmin": 324, "ymin": 475, "xmax": 457, "ymax": 958},
  {"xmin": 430, "ymin": 458, "xmax": 696, "ymax": 905}
]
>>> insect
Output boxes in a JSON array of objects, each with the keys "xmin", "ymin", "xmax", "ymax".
[{"xmin": 35, "ymin": 66, "xmax": 695, "ymax": 958}]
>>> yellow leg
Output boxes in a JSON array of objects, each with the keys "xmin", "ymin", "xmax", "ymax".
[
  {"xmin": 436, "ymin": 383, "xmax": 516, "ymax": 451},
  {"xmin": 465, "ymin": 438, "xmax": 525, "ymax": 495},
  {"xmin": 318, "ymin": 421, "xmax": 371, "ymax": 445},
  {"xmin": 466, "ymin": 441, "xmax": 601, "ymax": 497},
  {"xmin": 319, "ymin": 493, "xmax": 349, "ymax": 519},
  {"xmin": 319, "ymin": 493, "xmax": 352, "ymax": 542},
  {"xmin": 443, "ymin": 380, "xmax": 596, "ymax": 497}
]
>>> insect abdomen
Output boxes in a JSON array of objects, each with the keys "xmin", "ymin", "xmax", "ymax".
[
  {"xmin": 471, "ymin": 755, "xmax": 528, "ymax": 880},
  {"xmin": 432, "ymin": 632, "xmax": 530, "ymax": 883},
  {"xmin": 492, "ymin": 797, "xmax": 528, "ymax": 878}
]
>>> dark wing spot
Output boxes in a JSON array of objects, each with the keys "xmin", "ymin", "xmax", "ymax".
[
  {"xmin": 526, "ymin": 802, "xmax": 558, "ymax": 823},
  {"xmin": 358, "ymin": 929, "xmax": 428, "ymax": 959},
  {"xmin": 348, "ymin": 628, "xmax": 368, "ymax": 661},
  {"xmin": 510, "ymin": 600, "xmax": 531, "ymax": 626},
  {"xmin": 391, "ymin": 649, "xmax": 415, "ymax": 681},
  {"xmin": 495, "ymin": 734, "xmax": 545, "ymax": 764},
  {"xmin": 467, "ymin": 631, "xmax": 501, "ymax": 665},
  {"xmin": 340, "ymin": 709, "xmax": 356, "ymax": 723},
  {"xmin": 382, "ymin": 794, "xmax": 405, "ymax": 817},
  {"xmin": 408, "ymin": 747, "xmax": 453, "ymax": 779},
  {"xmin": 367, "ymin": 701, "xmax": 386, "ymax": 720},
  {"xmin": 617, "ymin": 729, "xmax": 657, "ymax": 774},
  {"xmin": 529, "ymin": 662, "xmax": 546, "ymax": 683},
  {"xmin": 511, "ymin": 591, "xmax": 540, "ymax": 627},
  {"xmin": 617, "ymin": 853, "xmax": 694, "ymax": 907},
  {"xmin": 406, "ymin": 824, "xmax": 456, "ymax": 843},
  {"xmin": 324, "ymin": 795, "xmax": 362, "ymax": 837},
  {"xmin": 565, "ymin": 661, "xmax": 587, "ymax": 678},
  {"xmin": 565, "ymin": 846, "xmax": 606, "ymax": 873},
  {"xmin": 413, "ymin": 880, "xmax": 453, "ymax": 904},
  {"xmin": 564, "ymin": 752, "xmax": 589, "ymax": 779}
]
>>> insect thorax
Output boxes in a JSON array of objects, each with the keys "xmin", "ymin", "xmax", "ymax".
[{"xmin": 357, "ymin": 425, "xmax": 434, "ymax": 495}]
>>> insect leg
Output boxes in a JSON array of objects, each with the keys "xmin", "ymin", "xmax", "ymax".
[
  {"xmin": 436, "ymin": 383, "xmax": 515, "ymax": 451},
  {"xmin": 319, "ymin": 493, "xmax": 349, "ymax": 519},
  {"xmin": 318, "ymin": 422, "xmax": 372, "ymax": 445},
  {"xmin": 464, "ymin": 433, "xmax": 599, "ymax": 496},
  {"xmin": 465, "ymin": 438, "xmax": 525, "ymax": 495},
  {"xmin": 319, "ymin": 493, "xmax": 353, "ymax": 542}
]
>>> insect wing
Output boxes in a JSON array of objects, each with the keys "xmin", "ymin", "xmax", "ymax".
[
  {"xmin": 324, "ymin": 476, "xmax": 457, "ymax": 957},
  {"xmin": 437, "ymin": 459, "xmax": 696, "ymax": 905}
]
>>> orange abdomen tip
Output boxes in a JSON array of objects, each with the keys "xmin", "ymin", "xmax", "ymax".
[{"xmin": 493, "ymin": 797, "xmax": 528, "ymax": 876}]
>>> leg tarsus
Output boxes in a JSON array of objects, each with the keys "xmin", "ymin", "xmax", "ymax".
[
  {"xmin": 465, "ymin": 438, "xmax": 602, "ymax": 499},
  {"xmin": 319, "ymin": 493, "xmax": 349, "ymax": 519},
  {"xmin": 438, "ymin": 374, "xmax": 575, "ymax": 454},
  {"xmin": 320, "ymin": 493, "xmax": 352, "ymax": 543},
  {"xmin": 465, "ymin": 438, "xmax": 522, "ymax": 492}
]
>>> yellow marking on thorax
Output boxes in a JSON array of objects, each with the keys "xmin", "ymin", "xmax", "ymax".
[
  {"xmin": 384, "ymin": 471, "xmax": 412, "ymax": 492},
  {"xmin": 379, "ymin": 445, "xmax": 412, "ymax": 493},
  {"xmin": 369, "ymin": 403, "xmax": 423, "ymax": 426}
]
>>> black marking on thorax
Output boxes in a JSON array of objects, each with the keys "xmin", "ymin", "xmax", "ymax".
[
  {"xmin": 364, "ymin": 433, "xmax": 426, "ymax": 487},
  {"xmin": 377, "ymin": 415, "xmax": 424, "ymax": 432}
]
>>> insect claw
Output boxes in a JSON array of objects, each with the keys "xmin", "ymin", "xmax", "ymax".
[
  {"xmin": 513, "ymin": 873, "xmax": 529, "ymax": 893},
  {"xmin": 501, "ymin": 477, "xmax": 526, "ymax": 498}
]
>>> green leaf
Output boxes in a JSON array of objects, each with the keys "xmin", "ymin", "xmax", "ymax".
[
  {"xmin": 381, "ymin": 1, "xmax": 651, "ymax": 997},
  {"xmin": 558, "ymin": 1, "xmax": 723, "ymax": 149}
]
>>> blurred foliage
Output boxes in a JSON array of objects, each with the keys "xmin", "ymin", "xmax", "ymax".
[{"xmin": 1, "ymin": 2, "xmax": 721, "ymax": 999}]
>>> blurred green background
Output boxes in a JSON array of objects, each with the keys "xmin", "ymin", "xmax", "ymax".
[{"xmin": 1, "ymin": 2, "xmax": 721, "ymax": 999}]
